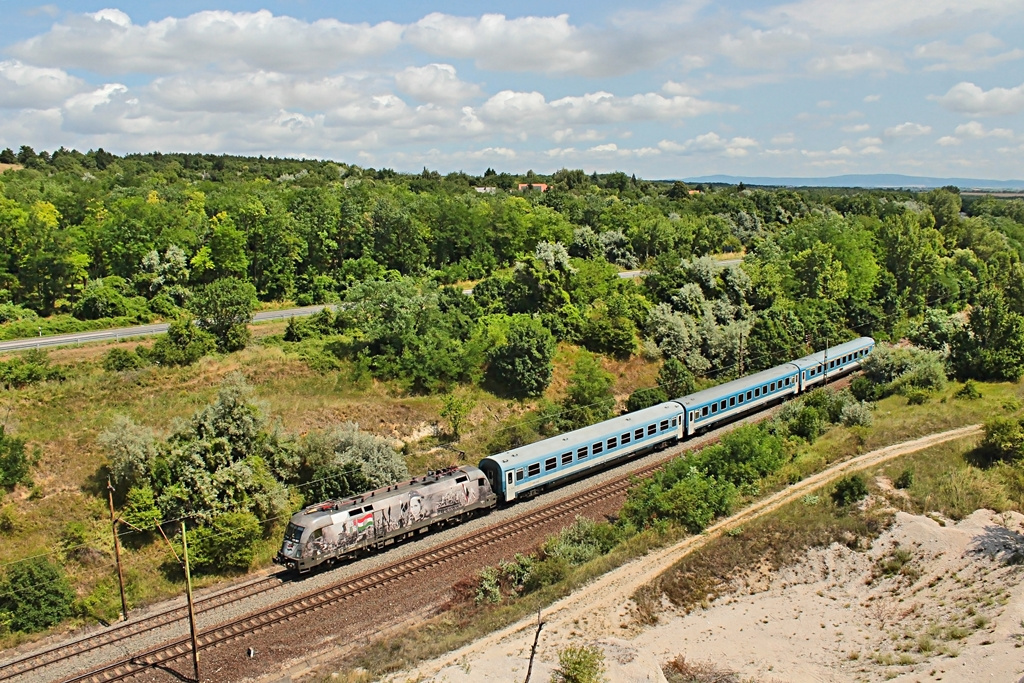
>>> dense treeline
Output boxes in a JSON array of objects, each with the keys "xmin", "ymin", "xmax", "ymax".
[{"xmin": 3, "ymin": 147, "xmax": 1024, "ymax": 395}]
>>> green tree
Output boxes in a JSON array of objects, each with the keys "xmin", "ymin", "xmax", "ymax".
[
  {"xmin": 486, "ymin": 315, "xmax": 556, "ymax": 398},
  {"xmin": 440, "ymin": 392, "xmax": 474, "ymax": 441},
  {"xmin": 656, "ymin": 357, "xmax": 695, "ymax": 397},
  {"xmin": 186, "ymin": 511, "xmax": 262, "ymax": 574},
  {"xmin": 187, "ymin": 277, "xmax": 257, "ymax": 352},
  {"xmin": 950, "ymin": 288, "xmax": 1024, "ymax": 381},
  {"xmin": 559, "ymin": 352, "xmax": 615, "ymax": 431},
  {"xmin": 0, "ymin": 557, "xmax": 75, "ymax": 632},
  {"xmin": 980, "ymin": 417, "xmax": 1024, "ymax": 464},
  {"xmin": 148, "ymin": 314, "xmax": 218, "ymax": 366},
  {"xmin": 0, "ymin": 426, "xmax": 33, "ymax": 488}
]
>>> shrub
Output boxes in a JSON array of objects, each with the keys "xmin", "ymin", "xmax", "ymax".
[
  {"xmin": 551, "ymin": 644, "xmax": 606, "ymax": 683},
  {"xmin": 98, "ymin": 415, "xmax": 159, "ymax": 497},
  {"xmin": 895, "ymin": 469, "xmax": 914, "ymax": 490},
  {"xmin": 102, "ymin": 347, "xmax": 146, "ymax": 372},
  {"xmin": 861, "ymin": 344, "xmax": 947, "ymax": 399},
  {"xmin": 542, "ymin": 517, "xmax": 621, "ymax": 567},
  {"xmin": 980, "ymin": 417, "xmax": 1024, "ymax": 464},
  {"xmin": 955, "ymin": 380, "xmax": 982, "ymax": 400},
  {"xmin": 0, "ymin": 303, "xmax": 37, "ymax": 324},
  {"xmin": 0, "ymin": 557, "xmax": 75, "ymax": 632},
  {"xmin": 0, "ymin": 349, "xmax": 66, "ymax": 389},
  {"xmin": 187, "ymin": 511, "xmax": 262, "ymax": 574},
  {"xmin": 475, "ymin": 566, "xmax": 502, "ymax": 605},
  {"xmin": 903, "ymin": 388, "xmax": 929, "ymax": 405},
  {"xmin": 831, "ymin": 474, "xmax": 869, "ymax": 507},
  {"xmin": 147, "ymin": 315, "xmax": 217, "ymax": 366},
  {"xmin": 524, "ymin": 556, "xmax": 570, "ymax": 593},
  {"xmin": 626, "ymin": 386, "xmax": 668, "ymax": 413},
  {"xmin": 840, "ymin": 401, "xmax": 873, "ymax": 427},
  {"xmin": 0, "ymin": 426, "xmax": 34, "ymax": 488},
  {"xmin": 123, "ymin": 485, "xmax": 162, "ymax": 531}
]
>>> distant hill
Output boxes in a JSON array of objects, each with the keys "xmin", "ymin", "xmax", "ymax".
[{"xmin": 684, "ymin": 173, "xmax": 1024, "ymax": 190}]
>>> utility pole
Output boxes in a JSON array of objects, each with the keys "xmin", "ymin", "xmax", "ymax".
[
  {"xmin": 106, "ymin": 478, "xmax": 129, "ymax": 622},
  {"xmin": 822, "ymin": 336, "xmax": 829, "ymax": 387},
  {"xmin": 182, "ymin": 521, "xmax": 201, "ymax": 683},
  {"xmin": 738, "ymin": 331, "xmax": 745, "ymax": 376}
]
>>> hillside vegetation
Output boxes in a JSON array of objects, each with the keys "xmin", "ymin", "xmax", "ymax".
[{"xmin": 2, "ymin": 150, "xmax": 1024, "ymax": 641}]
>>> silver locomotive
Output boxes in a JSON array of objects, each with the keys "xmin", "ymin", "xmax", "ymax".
[{"xmin": 275, "ymin": 465, "xmax": 496, "ymax": 572}]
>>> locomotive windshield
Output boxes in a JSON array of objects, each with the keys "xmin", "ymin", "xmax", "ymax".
[{"xmin": 284, "ymin": 522, "xmax": 304, "ymax": 543}]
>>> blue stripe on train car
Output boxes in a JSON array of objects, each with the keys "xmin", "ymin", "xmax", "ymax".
[
  {"xmin": 677, "ymin": 362, "xmax": 800, "ymax": 436},
  {"xmin": 479, "ymin": 402, "xmax": 684, "ymax": 502}
]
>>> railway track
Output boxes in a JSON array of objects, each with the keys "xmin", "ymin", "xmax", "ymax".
[
  {"xmin": 56, "ymin": 438, "xmax": 695, "ymax": 683},
  {"xmin": 0, "ymin": 573, "xmax": 285, "ymax": 681}
]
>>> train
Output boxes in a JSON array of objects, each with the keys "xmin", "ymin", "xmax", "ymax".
[{"xmin": 276, "ymin": 336, "xmax": 874, "ymax": 571}]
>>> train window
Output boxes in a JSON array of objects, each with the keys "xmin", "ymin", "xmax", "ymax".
[
  {"xmin": 635, "ymin": 428, "xmax": 644, "ymax": 439},
  {"xmin": 621, "ymin": 432, "xmax": 631, "ymax": 444},
  {"xmin": 608, "ymin": 437, "xmax": 618, "ymax": 449},
  {"xmin": 701, "ymin": 406, "xmax": 709, "ymax": 417},
  {"xmin": 763, "ymin": 385, "xmax": 768, "ymax": 394},
  {"xmin": 593, "ymin": 442, "xmax": 604, "ymax": 455},
  {"xmin": 507, "ymin": 472, "xmax": 514, "ymax": 485},
  {"xmin": 746, "ymin": 391, "xmax": 752, "ymax": 400},
  {"xmin": 738, "ymin": 393, "xmax": 744, "ymax": 403},
  {"xmin": 545, "ymin": 458, "xmax": 556, "ymax": 471},
  {"xmin": 647, "ymin": 424, "xmax": 657, "ymax": 435},
  {"xmin": 711, "ymin": 403, "xmax": 718, "ymax": 414},
  {"xmin": 528, "ymin": 463, "xmax": 540, "ymax": 477},
  {"xmin": 720, "ymin": 400, "xmax": 727, "ymax": 411},
  {"xmin": 671, "ymin": 417, "xmax": 678, "ymax": 426},
  {"xmin": 770, "ymin": 382, "xmax": 776, "ymax": 392},
  {"xmin": 730, "ymin": 397, "xmax": 736, "ymax": 407},
  {"xmin": 577, "ymin": 447, "xmax": 588, "ymax": 459},
  {"xmin": 478, "ymin": 478, "xmax": 486, "ymax": 487},
  {"xmin": 516, "ymin": 469, "xmax": 525, "ymax": 481},
  {"xmin": 562, "ymin": 452, "xmax": 573, "ymax": 465},
  {"xmin": 754, "ymin": 387, "xmax": 760, "ymax": 397},
  {"xmin": 456, "ymin": 475, "xmax": 468, "ymax": 483}
]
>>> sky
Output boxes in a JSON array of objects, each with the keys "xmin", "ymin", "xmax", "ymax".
[{"xmin": 0, "ymin": 1, "xmax": 1023, "ymax": 179}]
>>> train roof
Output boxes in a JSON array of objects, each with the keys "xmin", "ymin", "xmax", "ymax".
[
  {"xmin": 292, "ymin": 464, "xmax": 483, "ymax": 524},
  {"xmin": 675, "ymin": 362, "xmax": 797, "ymax": 408},
  {"xmin": 790, "ymin": 337, "xmax": 875, "ymax": 370},
  {"xmin": 482, "ymin": 402, "xmax": 682, "ymax": 467}
]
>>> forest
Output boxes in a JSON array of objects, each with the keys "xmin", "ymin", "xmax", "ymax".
[{"xmin": 2, "ymin": 146, "xmax": 1024, "ymax": 636}]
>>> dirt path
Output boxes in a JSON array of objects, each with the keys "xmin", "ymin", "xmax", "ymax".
[{"xmin": 396, "ymin": 423, "xmax": 984, "ymax": 681}]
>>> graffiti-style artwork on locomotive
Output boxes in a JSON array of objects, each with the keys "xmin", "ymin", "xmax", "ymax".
[{"xmin": 276, "ymin": 465, "xmax": 495, "ymax": 572}]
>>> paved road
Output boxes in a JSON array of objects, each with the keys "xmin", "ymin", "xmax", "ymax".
[
  {"xmin": 0, "ymin": 260, "xmax": 743, "ymax": 353},
  {"xmin": 0, "ymin": 305, "xmax": 332, "ymax": 353}
]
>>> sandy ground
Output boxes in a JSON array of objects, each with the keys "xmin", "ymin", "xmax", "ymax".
[{"xmin": 380, "ymin": 425, "xmax": 1024, "ymax": 683}]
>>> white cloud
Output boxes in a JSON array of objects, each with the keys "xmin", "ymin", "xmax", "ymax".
[
  {"xmin": 864, "ymin": 94, "xmax": 881, "ymax": 103},
  {"xmin": 808, "ymin": 48, "xmax": 902, "ymax": 74},
  {"xmin": 884, "ymin": 121, "xmax": 932, "ymax": 137},
  {"xmin": 937, "ymin": 136, "xmax": 961, "ymax": 146},
  {"xmin": 405, "ymin": 12, "xmax": 679, "ymax": 77},
  {"xmin": 954, "ymin": 121, "xmax": 1014, "ymax": 138},
  {"xmin": 10, "ymin": 9, "xmax": 403, "ymax": 74},
  {"xmin": 932, "ymin": 81, "xmax": 1024, "ymax": 116},
  {"xmin": 662, "ymin": 81, "xmax": 700, "ymax": 96},
  {"xmin": 771, "ymin": 133, "xmax": 796, "ymax": 144},
  {"xmin": 0, "ymin": 60, "xmax": 87, "ymax": 108},
  {"xmin": 860, "ymin": 145, "xmax": 883, "ymax": 154},
  {"xmin": 752, "ymin": 0, "xmax": 1024, "ymax": 37},
  {"xmin": 474, "ymin": 90, "xmax": 732, "ymax": 131},
  {"xmin": 842, "ymin": 123, "xmax": 871, "ymax": 132},
  {"xmin": 718, "ymin": 27, "xmax": 811, "ymax": 69},
  {"xmin": 148, "ymin": 72, "xmax": 362, "ymax": 113},
  {"xmin": 394, "ymin": 64, "xmax": 482, "ymax": 105},
  {"xmin": 659, "ymin": 132, "xmax": 759, "ymax": 157},
  {"xmin": 914, "ymin": 33, "xmax": 1024, "ymax": 71},
  {"xmin": 551, "ymin": 128, "xmax": 604, "ymax": 143},
  {"xmin": 858, "ymin": 137, "xmax": 883, "ymax": 146}
]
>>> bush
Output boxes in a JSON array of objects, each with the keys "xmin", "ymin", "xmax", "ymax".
[
  {"xmin": 524, "ymin": 556, "xmax": 570, "ymax": 593},
  {"xmin": 102, "ymin": 347, "xmax": 146, "ymax": 372},
  {"xmin": 955, "ymin": 380, "xmax": 982, "ymax": 400},
  {"xmin": 903, "ymin": 388, "xmax": 929, "ymax": 405},
  {"xmin": 831, "ymin": 474, "xmax": 869, "ymax": 507},
  {"xmin": 840, "ymin": 401, "xmax": 873, "ymax": 427},
  {"xmin": 861, "ymin": 344, "xmax": 947, "ymax": 399},
  {"xmin": 0, "ymin": 303, "xmax": 37, "ymax": 324},
  {"xmin": 0, "ymin": 557, "xmax": 75, "ymax": 632},
  {"xmin": 0, "ymin": 426, "xmax": 34, "ymax": 488},
  {"xmin": 551, "ymin": 644, "xmax": 606, "ymax": 683},
  {"xmin": 147, "ymin": 315, "xmax": 217, "ymax": 366},
  {"xmin": 123, "ymin": 485, "xmax": 162, "ymax": 531},
  {"xmin": 626, "ymin": 386, "xmax": 668, "ymax": 413},
  {"xmin": 542, "ymin": 517, "xmax": 622, "ymax": 567},
  {"xmin": 895, "ymin": 469, "xmax": 914, "ymax": 490},
  {"xmin": 980, "ymin": 417, "xmax": 1024, "ymax": 464},
  {"xmin": 0, "ymin": 349, "xmax": 66, "ymax": 389},
  {"xmin": 187, "ymin": 511, "xmax": 262, "ymax": 574}
]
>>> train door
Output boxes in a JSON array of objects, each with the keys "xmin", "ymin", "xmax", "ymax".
[{"xmin": 505, "ymin": 470, "xmax": 516, "ymax": 502}]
